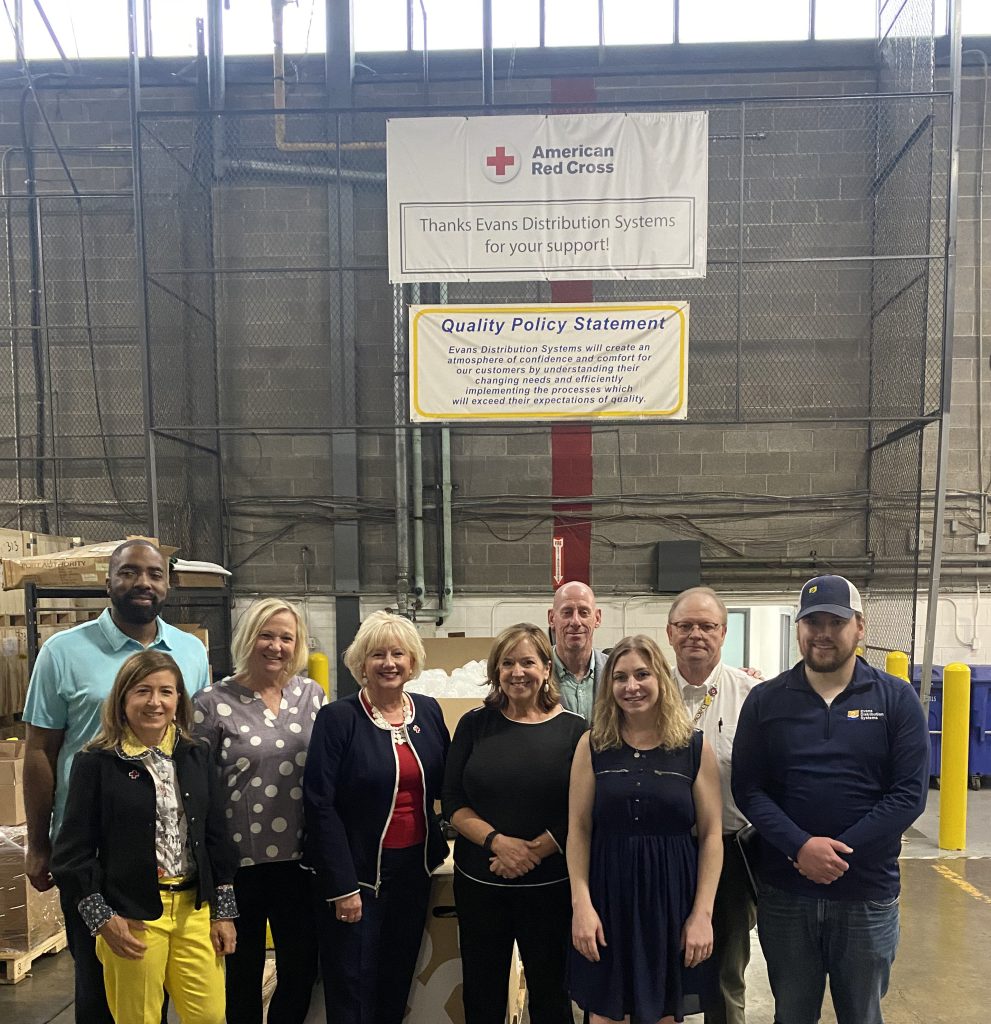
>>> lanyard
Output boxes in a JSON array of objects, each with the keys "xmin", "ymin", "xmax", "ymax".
[{"xmin": 691, "ymin": 685, "xmax": 719, "ymax": 726}]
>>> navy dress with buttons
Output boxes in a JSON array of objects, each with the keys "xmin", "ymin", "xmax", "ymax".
[{"xmin": 569, "ymin": 729, "xmax": 716, "ymax": 1023}]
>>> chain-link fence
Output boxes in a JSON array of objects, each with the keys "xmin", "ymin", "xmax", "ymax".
[
  {"xmin": 0, "ymin": 1, "xmax": 949, "ymax": 668},
  {"xmin": 0, "ymin": 143, "xmax": 147, "ymax": 542},
  {"xmin": 133, "ymin": 67, "xmax": 950, "ymax": 661}
]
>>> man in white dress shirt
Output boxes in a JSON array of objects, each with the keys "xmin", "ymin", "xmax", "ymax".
[{"xmin": 668, "ymin": 587, "xmax": 757, "ymax": 1024}]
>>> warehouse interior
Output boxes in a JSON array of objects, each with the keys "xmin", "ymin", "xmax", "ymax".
[{"xmin": 0, "ymin": 1, "xmax": 989, "ymax": 1022}]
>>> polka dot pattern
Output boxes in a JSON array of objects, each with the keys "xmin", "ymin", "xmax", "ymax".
[{"xmin": 190, "ymin": 674, "xmax": 325, "ymax": 866}]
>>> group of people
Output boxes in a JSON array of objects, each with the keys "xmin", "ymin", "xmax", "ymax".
[{"xmin": 19, "ymin": 538, "xmax": 930, "ymax": 1024}]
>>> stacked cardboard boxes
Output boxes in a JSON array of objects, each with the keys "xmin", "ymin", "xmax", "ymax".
[
  {"xmin": 0, "ymin": 739, "xmax": 24, "ymax": 827},
  {"xmin": 0, "ymin": 825, "xmax": 64, "ymax": 954}
]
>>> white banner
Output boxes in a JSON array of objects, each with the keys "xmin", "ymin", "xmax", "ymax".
[
  {"xmin": 388, "ymin": 112, "xmax": 708, "ymax": 282},
  {"xmin": 409, "ymin": 303, "xmax": 689, "ymax": 423}
]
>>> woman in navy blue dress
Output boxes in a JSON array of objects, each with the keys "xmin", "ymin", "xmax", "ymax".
[{"xmin": 567, "ymin": 635, "xmax": 723, "ymax": 1024}]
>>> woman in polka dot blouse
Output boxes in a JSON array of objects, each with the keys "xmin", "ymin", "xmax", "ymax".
[
  {"xmin": 303, "ymin": 610, "xmax": 451, "ymax": 1024},
  {"xmin": 192, "ymin": 598, "xmax": 326, "ymax": 1024}
]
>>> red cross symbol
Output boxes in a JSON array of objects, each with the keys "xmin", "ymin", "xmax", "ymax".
[{"xmin": 486, "ymin": 146, "xmax": 516, "ymax": 176}]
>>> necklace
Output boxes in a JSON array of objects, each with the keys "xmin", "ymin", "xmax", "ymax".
[
  {"xmin": 623, "ymin": 732, "xmax": 661, "ymax": 759},
  {"xmin": 363, "ymin": 689, "xmax": 413, "ymax": 745}
]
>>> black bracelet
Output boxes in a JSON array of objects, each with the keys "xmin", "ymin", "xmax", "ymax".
[{"xmin": 482, "ymin": 829, "xmax": 500, "ymax": 853}]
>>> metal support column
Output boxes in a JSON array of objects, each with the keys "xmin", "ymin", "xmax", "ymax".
[
  {"xmin": 920, "ymin": 0, "xmax": 963, "ymax": 705},
  {"xmin": 127, "ymin": 0, "xmax": 159, "ymax": 536},
  {"xmin": 326, "ymin": 0, "xmax": 356, "ymax": 106}
]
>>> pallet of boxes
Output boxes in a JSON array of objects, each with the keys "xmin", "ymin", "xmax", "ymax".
[
  {"xmin": 0, "ymin": 529, "xmax": 107, "ymax": 722},
  {"xmin": 0, "ymin": 737, "xmax": 66, "ymax": 983}
]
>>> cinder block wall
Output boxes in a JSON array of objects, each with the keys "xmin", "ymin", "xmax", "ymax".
[{"xmin": 0, "ymin": 49, "xmax": 984, "ymax": 606}]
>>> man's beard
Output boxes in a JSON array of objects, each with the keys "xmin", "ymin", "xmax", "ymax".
[
  {"xmin": 112, "ymin": 591, "xmax": 163, "ymax": 625},
  {"xmin": 803, "ymin": 639, "xmax": 856, "ymax": 673}
]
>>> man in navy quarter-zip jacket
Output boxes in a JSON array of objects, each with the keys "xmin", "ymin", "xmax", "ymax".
[{"xmin": 732, "ymin": 575, "xmax": 929, "ymax": 1024}]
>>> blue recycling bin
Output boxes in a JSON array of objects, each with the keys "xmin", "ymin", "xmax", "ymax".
[
  {"xmin": 911, "ymin": 665, "xmax": 991, "ymax": 787},
  {"xmin": 970, "ymin": 666, "xmax": 991, "ymax": 778},
  {"xmin": 910, "ymin": 666, "xmax": 942, "ymax": 779}
]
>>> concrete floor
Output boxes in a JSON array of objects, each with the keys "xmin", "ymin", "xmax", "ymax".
[{"xmin": 4, "ymin": 788, "xmax": 989, "ymax": 1024}]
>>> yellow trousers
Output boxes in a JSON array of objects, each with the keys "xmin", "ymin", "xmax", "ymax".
[{"xmin": 96, "ymin": 889, "xmax": 226, "ymax": 1024}]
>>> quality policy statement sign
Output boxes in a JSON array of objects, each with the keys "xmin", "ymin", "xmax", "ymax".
[
  {"xmin": 388, "ymin": 111, "xmax": 708, "ymax": 283},
  {"xmin": 409, "ymin": 303, "xmax": 689, "ymax": 423}
]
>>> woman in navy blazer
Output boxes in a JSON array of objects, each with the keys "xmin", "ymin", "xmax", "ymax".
[{"xmin": 303, "ymin": 611, "xmax": 450, "ymax": 1024}]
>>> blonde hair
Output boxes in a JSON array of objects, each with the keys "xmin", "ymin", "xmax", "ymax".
[
  {"xmin": 589, "ymin": 634, "xmax": 693, "ymax": 752},
  {"xmin": 231, "ymin": 598, "xmax": 309, "ymax": 680},
  {"xmin": 88, "ymin": 650, "xmax": 193, "ymax": 751},
  {"xmin": 343, "ymin": 611, "xmax": 426, "ymax": 682},
  {"xmin": 483, "ymin": 623, "xmax": 560, "ymax": 713}
]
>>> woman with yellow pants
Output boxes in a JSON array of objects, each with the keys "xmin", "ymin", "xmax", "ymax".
[{"xmin": 53, "ymin": 650, "xmax": 239, "ymax": 1023}]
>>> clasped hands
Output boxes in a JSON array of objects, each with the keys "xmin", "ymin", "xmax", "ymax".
[
  {"xmin": 793, "ymin": 835, "xmax": 854, "ymax": 884},
  {"xmin": 488, "ymin": 832, "xmax": 554, "ymax": 879}
]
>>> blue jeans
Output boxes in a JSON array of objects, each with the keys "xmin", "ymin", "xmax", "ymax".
[{"xmin": 756, "ymin": 883, "xmax": 900, "ymax": 1024}]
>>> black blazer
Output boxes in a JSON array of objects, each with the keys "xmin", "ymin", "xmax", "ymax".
[{"xmin": 52, "ymin": 735, "xmax": 238, "ymax": 920}]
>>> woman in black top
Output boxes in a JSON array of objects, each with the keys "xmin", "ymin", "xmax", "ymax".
[{"xmin": 442, "ymin": 622, "xmax": 587, "ymax": 1024}]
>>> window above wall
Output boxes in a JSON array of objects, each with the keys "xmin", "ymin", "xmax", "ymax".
[{"xmin": 0, "ymin": 0, "xmax": 986, "ymax": 62}]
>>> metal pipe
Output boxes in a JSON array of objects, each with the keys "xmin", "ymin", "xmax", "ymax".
[
  {"xmin": 207, "ymin": 0, "xmax": 225, "ymax": 110},
  {"xmin": 440, "ymin": 426, "xmax": 454, "ymax": 622},
  {"xmin": 127, "ymin": 0, "xmax": 159, "ymax": 537},
  {"xmin": 411, "ymin": 426, "xmax": 425, "ymax": 606},
  {"xmin": 393, "ymin": 284, "xmax": 410, "ymax": 616},
  {"xmin": 221, "ymin": 157, "xmax": 384, "ymax": 185},
  {"xmin": 735, "ymin": 100, "xmax": 745, "ymax": 421},
  {"xmin": 920, "ymin": 0, "xmax": 964, "ymax": 708},
  {"xmin": 482, "ymin": 0, "xmax": 494, "ymax": 106},
  {"xmin": 271, "ymin": 0, "xmax": 382, "ymax": 152},
  {"xmin": 35, "ymin": 198, "xmax": 58, "ymax": 531},
  {"xmin": 963, "ymin": 50, "xmax": 988, "ymax": 534},
  {"xmin": 1, "ymin": 147, "xmax": 23, "ymax": 527},
  {"xmin": 19, "ymin": 91, "xmax": 48, "ymax": 533},
  {"xmin": 142, "ymin": 0, "xmax": 153, "ymax": 57},
  {"xmin": 409, "ymin": 284, "xmax": 425, "ymax": 608}
]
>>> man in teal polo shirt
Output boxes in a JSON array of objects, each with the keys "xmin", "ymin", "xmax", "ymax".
[{"xmin": 22, "ymin": 538, "xmax": 210, "ymax": 1024}]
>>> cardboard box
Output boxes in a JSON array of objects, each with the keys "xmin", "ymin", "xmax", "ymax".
[
  {"xmin": 175, "ymin": 624, "xmax": 210, "ymax": 651},
  {"xmin": 407, "ymin": 854, "xmax": 526, "ymax": 1024},
  {"xmin": 0, "ymin": 738, "xmax": 25, "ymax": 759},
  {"xmin": 1, "ymin": 536, "xmax": 175, "ymax": 591},
  {"xmin": 422, "ymin": 637, "xmax": 494, "ymax": 674},
  {"xmin": 437, "ymin": 698, "xmax": 484, "ymax": 738},
  {"xmin": 0, "ymin": 826, "xmax": 64, "ymax": 951},
  {"xmin": 0, "ymin": 786, "xmax": 25, "ymax": 826},
  {"xmin": 172, "ymin": 571, "xmax": 227, "ymax": 589},
  {"xmin": 0, "ymin": 760, "xmax": 22, "ymax": 785},
  {"xmin": 408, "ymin": 856, "xmax": 463, "ymax": 1024}
]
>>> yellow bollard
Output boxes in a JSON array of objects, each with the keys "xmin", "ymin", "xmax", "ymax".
[
  {"xmin": 885, "ymin": 650, "xmax": 910, "ymax": 682},
  {"xmin": 308, "ymin": 650, "xmax": 331, "ymax": 698},
  {"xmin": 939, "ymin": 662, "xmax": 971, "ymax": 851}
]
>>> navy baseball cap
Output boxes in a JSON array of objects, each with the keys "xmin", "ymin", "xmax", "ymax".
[{"xmin": 796, "ymin": 575, "xmax": 863, "ymax": 621}]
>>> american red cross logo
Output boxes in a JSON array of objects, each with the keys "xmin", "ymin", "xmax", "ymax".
[{"xmin": 486, "ymin": 146, "xmax": 515, "ymax": 175}]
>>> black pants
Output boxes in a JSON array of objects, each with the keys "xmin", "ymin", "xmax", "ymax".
[
  {"xmin": 60, "ymin": 888, "xmax": 115, "ymax": 1024},
  {"xmin": 317, "ymin": 845, "xmax": 432, "ymax": 1024},
  {"xmin": 453, "ymin": 872, "xmax": 573, "ymax": 1024},
  {"xmin": 224, "ymin": 860, "xmax": 319, "ymax": 1024}
]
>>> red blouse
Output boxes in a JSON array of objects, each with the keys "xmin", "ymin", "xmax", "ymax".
[{"xmin": 383, "ymin": 739, "xmax": 426, "ymax": 848}]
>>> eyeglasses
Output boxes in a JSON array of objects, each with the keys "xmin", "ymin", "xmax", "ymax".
[{"xmin": 670, "ymin": 621, "xmax": 723, "ymax": 636}]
